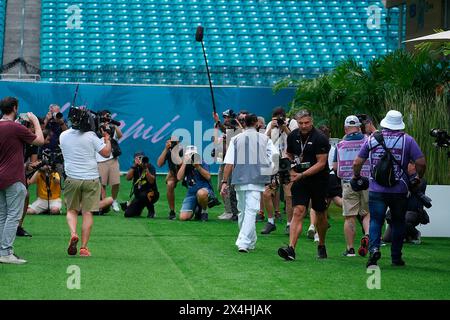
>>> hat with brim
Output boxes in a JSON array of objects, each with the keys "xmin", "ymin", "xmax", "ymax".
[{"xmin": 380, "ymin": 110, "xmax": 405, "ymax": 130}]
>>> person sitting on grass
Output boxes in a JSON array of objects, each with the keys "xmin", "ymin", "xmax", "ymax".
[
  {"xmin": 177, "ymin": 146, "xmax": 214, "ymax": 222},
  {"xmin": 27, "ymin": 164, "xmax": 62, "ymax": 215}
]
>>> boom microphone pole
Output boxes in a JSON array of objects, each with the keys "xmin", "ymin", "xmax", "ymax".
[
  {"xmin": 196, "ymin": 25, "xmax": 217, "ymax": 114},
  {"xmin": 71, "ymin": 84, "xmax": 80, "ymax": 107}
]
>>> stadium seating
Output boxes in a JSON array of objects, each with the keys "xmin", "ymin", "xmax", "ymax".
[
  {"xmin": 40, "ymin": 0, "xmax": 403, "ymax": 86},
  {"xmin": 0, "ymin": 0, "xmax": 6, "ymax": 65}
]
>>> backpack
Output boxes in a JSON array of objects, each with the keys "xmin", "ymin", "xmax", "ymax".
[{"xmin": 370, "ymin": 132, "xmax": 402, "ymax": 188}]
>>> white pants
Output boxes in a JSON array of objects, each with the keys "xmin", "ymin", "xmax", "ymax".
[{"xmin": 235, "ymin": 190, "xmax": 261, "ymax": 250}]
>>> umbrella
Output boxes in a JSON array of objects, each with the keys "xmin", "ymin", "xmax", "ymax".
[{"xmin": 403, "ymin": 30, "xmax": 450, "ymax": 43}]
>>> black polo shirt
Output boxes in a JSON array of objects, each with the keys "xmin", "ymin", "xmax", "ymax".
[{"xmin": 287, "ymin": 127, "xmax": 330, "ymax": 179}]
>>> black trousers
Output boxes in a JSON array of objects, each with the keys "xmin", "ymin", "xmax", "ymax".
[{"xmin": 124, "ymin": 190, "xmax": 160, "ymax": 218}]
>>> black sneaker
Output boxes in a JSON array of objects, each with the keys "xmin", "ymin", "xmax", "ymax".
[
  {"xmin": 343, "ymin": 248, "xmax": 356, "ymax": 257},
  {"xmin": 392, "ymin": 259, "xmax": 406, "ymax": 266},
  {"xmin": 231, "ymin": 214, "xmax": 238, "ymax": 221},
  {"xmin": 168, "ymin": 210, "xmax": 176, "ymax": 220},
  {"xmin": 278, "ymin": 246, "xmax": 296, "ymax": 261},
  {"xmin": 16, "ymin": 226, "xmax": 32, "ymax": 237},
  {"xmin": 147, "ymin": 212, "xmax": 155, "ymax": 219},
  {"xmin": 366, "ymin": 250, "xmax": 381, "ymax": 268},
  {"xmin": 317, "ymin": 245, "xmax": 327, "ymax": 259},
  {"xmin": 201, "ymin": 212, "xmax": 208, "ymax": 222},
  {"xmin": 261, "ymin": 222, "xmax": 276, "ymax": 234}
]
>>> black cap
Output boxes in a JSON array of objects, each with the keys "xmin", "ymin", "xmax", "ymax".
[{"xmin": 350, "ymin": 176, "xmax": 369, "ymax": 192}]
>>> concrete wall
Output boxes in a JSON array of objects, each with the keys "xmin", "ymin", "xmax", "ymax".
[{"xmin": 2, "ymin": 0, "xmax": 41, "ymax": 77}]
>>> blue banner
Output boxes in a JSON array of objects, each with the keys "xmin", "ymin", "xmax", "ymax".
[{"xmin": 0, "ymin": 81, "xmax": 295, "ymax": 172}]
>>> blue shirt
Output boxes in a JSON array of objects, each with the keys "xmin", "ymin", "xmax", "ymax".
[{"xmin": 185, "ymin": 161, "xmax": 212, "ymax": 194}]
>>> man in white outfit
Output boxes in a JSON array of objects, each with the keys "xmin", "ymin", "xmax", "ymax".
[{"xmin": 220, "ymin": 114, "xmax": 278, "ymax": 252}]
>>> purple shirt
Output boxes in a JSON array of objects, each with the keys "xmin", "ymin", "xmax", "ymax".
[{"xmin": 358, "ymin": 129, "xmax": 424, "ymax": 194}]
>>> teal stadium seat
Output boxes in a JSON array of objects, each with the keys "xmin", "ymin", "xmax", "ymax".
[{"xmin": 40, "ymin": 0, "xmax": 403, "ymax": 86}]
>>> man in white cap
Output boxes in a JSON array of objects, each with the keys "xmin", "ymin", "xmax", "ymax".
[
  {"xmin": 333, "ymin": 115, "xmax": 371, "ymax": 258},
  {"xmin": 353, "ymin": 110, "xmax": 426, "ymax": 268}
]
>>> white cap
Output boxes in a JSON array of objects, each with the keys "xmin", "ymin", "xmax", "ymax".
[
  {"xmin": 380, "ymin": 110, "xmax": 405, "ymax": 130},
  {"xmin": 344, "ymin": 115, "xmax": 361, "ymax": 127},
  {"xmin": 185, "ymin": 145, "xmax": 198, "ymax": 156}
]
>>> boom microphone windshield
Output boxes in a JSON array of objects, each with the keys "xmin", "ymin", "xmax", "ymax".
[{"xmin": 196, "ymin": 26, "xmax": 204, "ymax": 42}]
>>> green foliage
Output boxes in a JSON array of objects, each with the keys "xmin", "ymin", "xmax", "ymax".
[{"xmin": 274, "ymin": 40, "xmax": 449, "ymax": 184}]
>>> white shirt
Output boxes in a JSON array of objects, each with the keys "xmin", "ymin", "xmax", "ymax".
[
  {"xmin": 60, "ymin": 129, "xmax": 106, "ymax": 180},
  {"xmin": 265, "ymin": 118, "xmax": 298, "ymax": 158}
]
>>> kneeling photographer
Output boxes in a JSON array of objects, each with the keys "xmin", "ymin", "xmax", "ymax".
[
  {"xmin": 26, "ymin": 161, "xmax": 62, "ymax": 215},
  {"xmin": 177, "ymin": 146, "xmax": 217, "ymax": 222},
  {"xmin": 123, "ymin": 152, "xmax": 159, "ymax": 218}
]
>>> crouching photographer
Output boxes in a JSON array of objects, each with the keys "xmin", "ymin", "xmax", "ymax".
[
  {"xmin": 26, "ymin": 161, "xmax": 62, "ymax": 215},
  {"xmin": 122, "ymin": 152, "xmax": 160, "ymax": 218},
  {"xmin": 177, "ymin": 146, "xmax": 219, "ymax": 222},
  {"xmin": 383, "ymin": 161, "xmax": 431, "ymax": 244}
]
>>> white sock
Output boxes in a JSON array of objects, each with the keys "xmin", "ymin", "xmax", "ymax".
[
  {"xmin": 268, "ymin": 217, "xmax": 275, "ymax": 224},
  {"xmin": 286, "ymin": 222, "xmax": 291, "ymax": 227},
  {"xmin": 202, "ymin": 208, "xmax": 207, "ymax": 214}
]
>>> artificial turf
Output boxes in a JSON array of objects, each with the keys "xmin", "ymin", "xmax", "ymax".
[{"xmin": 1, "ymin": 175, "xmax": 449, "ymax": 300}]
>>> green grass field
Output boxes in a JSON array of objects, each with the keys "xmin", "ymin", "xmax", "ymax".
[{"xmin": 1, "ymin": 175, "xmax": 449, "ymax": 300}]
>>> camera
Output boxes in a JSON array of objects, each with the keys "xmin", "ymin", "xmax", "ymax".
[
  {"xmin": 409, "ymin": 177, "xmax": 432, "ymax": 209},
  {"xmin": 68, "ymin": 107, "xmax": 98, "ymax": 132},
  {"xmin": 430, "ymin": 128, "xmax": 449, "ymax": 148},
  {"xmin": 278, "ymin": 157, "xmax": 292, "ymax": 184},
  {"xmin": 276, "ymin": 117, "xmax": 286, "ymax": 127},
  {"xmin": 207, "ymin": 193, "xmax": 221, "ymax": 208},
  {"xmin": 52, "ymin": 112, "xmax": 63, "ymax": 120}
]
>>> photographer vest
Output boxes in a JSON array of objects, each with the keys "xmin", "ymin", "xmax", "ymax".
[
  {"xmin": 231, "ymin": 128, "xmax": 272, "ymax": 186},
  {"xmin": 336, "ymin": 136, "xmax": 370, "ymax": 180}
]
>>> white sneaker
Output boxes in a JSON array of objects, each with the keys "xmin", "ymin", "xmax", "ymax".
[
  {"xmin": 112, "ymin": 200, "xmax": 120, "ymax": 212},
  {"xmin": 307, "ymin": 225, "xmax": 316, "ymax": 239},
  {"xmin": 0, "ymin": 254, "xmax": 27, "ymax": 264},
  {"xmin": 314, "ymin": 232, "xmax": 319, "ymax": 243},
  {"xmin": 218, "ymin": 212, "xmax": 233, "ymax": 220}
]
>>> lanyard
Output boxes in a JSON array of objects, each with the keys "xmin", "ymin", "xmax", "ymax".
[{"xmin": 300, "ymin": 134, "xmax": 310, "ymax": 161}]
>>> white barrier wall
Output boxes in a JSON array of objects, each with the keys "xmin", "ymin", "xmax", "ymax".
[{"xmin": 417, "ymin": 185, "xmax": 450, "ymax": 238}]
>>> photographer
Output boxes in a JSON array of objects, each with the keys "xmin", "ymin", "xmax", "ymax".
[
  {"xmin": 213, "ymin": 110, "xmax": 239, "ymax": 221},
  {"xmin": 43, "ymin": 104, "xmax": 67, "ymax": 176},
  {"xmin": 353, "ymin": 110, "xmax": 426, "ymax": 267},
  {"xmin": 16, "ymin": 121, "xmax": 42, "ymax": 237},
  {"xmin": 157, "ymin": 136, "xmax": 182, "ymax": 220},
  {"xmin": 333, "ymin": 116, "xmax": 370, "ymax": 257},
  {"xmin": 26, "ymin": 163, "xmax": 62, "ymax": 215},
  {"xmin": 96, "ymin": 110, "xmax": 123, "ymax": 212},
  {"xmin": 0, "ymin": 97, "xmax": 44, "ymax": 264},
  {"xmin": 382, "ymin": 161, "xmax": 429, "ymax": 245},
  {"xmin": 278, "ymin": 110, "xmax": 331, "ymax": 261},
  {"xmin": 261, "ymin": 107, "xmax": 298, "ymax": 235},
  {"xmin": 60, "ymin": 107, "xmax": 111, "ymax": 257},
  {"xmin": 177, "ymin": 146, "xmax": 214, "ymax": 222},
  {"xmin": 123, "ymin": 152, "xmax": 159, "ymax": 218}
]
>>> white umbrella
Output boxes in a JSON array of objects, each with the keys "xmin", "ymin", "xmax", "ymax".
[{"xmin": 403, "ymin": 30, "xmax": 450, "ymax": 43}]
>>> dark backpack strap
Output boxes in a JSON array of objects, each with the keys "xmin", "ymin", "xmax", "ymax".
[{"xmin": 374, "ymin": 133, "xmax": 407, "ymax": 180}]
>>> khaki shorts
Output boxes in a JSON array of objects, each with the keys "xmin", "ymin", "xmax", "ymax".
[
  {"xmin": 165, "ymin": 171, "xmax": 178, "ymax": 184},
  {"xmin": 64, "ymin": 177, "xmax": 101, "ymax": 213},
  {"xmin": 98, "ymin": 158, "xmax": 121, "ymax": 186},
  {"xmin": 29, "ymin": 198, "xmax": 62, "ymax": 214},
  {"xmin": 342, "ymin": 182, "xmax": 369, "ymax": 217}
]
